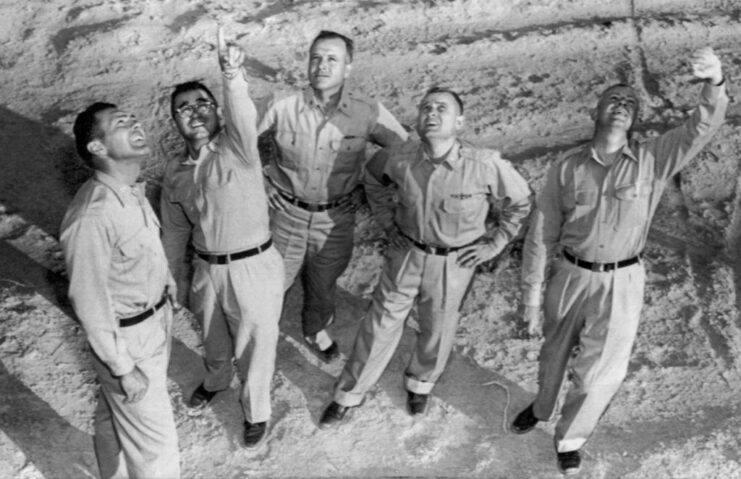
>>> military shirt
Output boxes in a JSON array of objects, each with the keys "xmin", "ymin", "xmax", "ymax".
[
  {"xmin": 61, "ymin": 171, "xmax": 170, "ymax": 376},
  {"xmin": 258, "ymin": 87, "xmax": 408, "ymax": 203},
  {"xmin": 521, "ymin": 81, "xmax": 729, "ymax": 306},
  {"xmin": 366, "ymin": 140, "xmax": 533, "ymax": 251},
  {"xmin": 161, "ymin": 70, "xmax": 271, "ymax": 279}
]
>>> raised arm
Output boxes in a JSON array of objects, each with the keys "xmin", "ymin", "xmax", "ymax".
[
  {"xmin": 217, "ymin": 24, "xmax": 260, "ymax": 166},
  {"xmin": 649, "ymin": 47, "xmax": 728, "ymax": 179}
]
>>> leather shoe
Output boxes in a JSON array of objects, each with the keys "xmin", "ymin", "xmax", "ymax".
[
  {"xmin": 511, "ymin": 403, "xmax": 539, "ymax": 434},
  {"xmin": 243, "ymin": 421, "xmax": 267, "ymax": 448},
  {"xmin": 319, "ymin": 401, "xmax": 351, "ymax": 429},
  {"xmin": 188, "ymin": 383, "xmax": 218, "ymax": 410},
  {"xmin": 557, "ymin": 450, "xmax": 581, "ymax": 475},
  {"xmin": 407, "ymin": 391, "xmax": 429, "ymax": 416}
]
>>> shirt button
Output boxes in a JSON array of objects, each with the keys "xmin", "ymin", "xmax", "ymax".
[{"xmin": 599, "ymin": 245, "xmax": 604, "ymax": 248}]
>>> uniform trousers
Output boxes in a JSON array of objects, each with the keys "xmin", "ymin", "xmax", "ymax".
[
  {"xmin": 93, "ymin": 304, "xmax": 180, "ymax": 479},
  {"xmin": 270, "ymin": 202, "xmax": 355, "ymax": 337},
  {"xmin": 190, "ymin": 245, "xmax": 284, "ymax": 423},
  {"xmin": 334, "ymin": 245, "xmax": 475, "ymax": 406},
  {"xmin": 533, "ymin": 257, "xmax": 645, "ymax": 452}
]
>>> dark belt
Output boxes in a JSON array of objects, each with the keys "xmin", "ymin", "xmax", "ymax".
[
  {"xmin": 279, "ymin": 191, "xmax": 347, "ymax": 212},
  {"xmin": 197, "ymin": 238, "xmax": 272, "ymax": 265},
  {"xmin": 563, "ymin": 250, "xmax": 640, "ymax": 272},
  {"xmin": 400, "ymin": 231, "xmax": 473, "ymax": 256},
  {"xmin": 120, "ymin": 293, "xmax": 169, "ymax": 328}
]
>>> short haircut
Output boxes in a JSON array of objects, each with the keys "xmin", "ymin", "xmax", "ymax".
[
  {"xmin": 170, "ymin": 81, "xmax": 218, "ymax": 119},
  {"xmin": 310, "ymin": 30, "xmax": 354, "ymax": 62},
  {"xmin": 73, "ymin": 102, "xmax": 117, "ymax": 168},
  {"xmin": 421, "ymin": 86, "xmax": 465, "ymax": 114}
]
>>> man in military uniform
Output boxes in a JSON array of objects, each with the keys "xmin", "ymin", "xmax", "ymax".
[
  {"xmin": 512, "ymin": 47, "xmax": 728, "ymax": 475},
  {"xmin": 319, "ymin": 87, "xmax": 532, "ymax": 427},
  {"xmin": 258, "ymin": 30, "xmax": 408, "ymax": 360},
  {"xmin": 61, "ymin": 102, "xmax": 180, "ymax": 478},
  {"xmin": 161, "ymin": 27, "xmax": 284, "ymax": 447}
]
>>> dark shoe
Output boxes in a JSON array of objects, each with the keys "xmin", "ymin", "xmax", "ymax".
[
  {"xmin": 511, "ymin": 404, "xmax": 539, "ymax": 434},
  {"xmin": 557, "ymin": 450, "xmax": 581, "ymax": 475},
  {"xmin": 188, "ymin": 383, "xmax": 218, "ymax": 410},
  {"xmin": 318, "ymin": 401, "xmax": 352, "ymax": 429},
  {"xmin": 308, "ymin": 340, "xmax": 340, "ymax": 362},
  {"xmin": 407, "ymin": 392, "xmax": 429, "ymax": 416},
  {"xmin": 243, "ymin": 421, "xmax": 267, "ymax": 448}
]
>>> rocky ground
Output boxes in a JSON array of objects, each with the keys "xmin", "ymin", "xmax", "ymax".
[{"xmin": 2, "ymin": 0, "xmax": 741, "ymax": 477}]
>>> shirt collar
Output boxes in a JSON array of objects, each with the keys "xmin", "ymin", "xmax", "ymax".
[
  {"xmin": 93, "ymin": 170, "xmax": 141, "ymax": 207},
  {"xmin": 180, "ymin": 135, "xmax": 221, "ymax": 165},
  {"xmin": 301, "ymin": 86, "xmax": 352, "ymax": 116},
  {"xmin": 418, "ymin": 140, "xmax": 464, "ymax": 171},
  {"xmin": 587, "ymin": 141, "xmax": 637, "ymax": 166}
]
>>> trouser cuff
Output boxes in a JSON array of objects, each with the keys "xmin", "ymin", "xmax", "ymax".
[
  {"xmin": 333, "ymin": 389, "xmax": 365, "ymax": 407},
  {"xmin": 404, "ymin": 375, "xmax": 434, "ymax": 395}
]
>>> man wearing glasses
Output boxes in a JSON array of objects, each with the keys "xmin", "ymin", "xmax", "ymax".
[{"xmin": 160, "ymin": 27, "xmax": 284, "ymax": 448}]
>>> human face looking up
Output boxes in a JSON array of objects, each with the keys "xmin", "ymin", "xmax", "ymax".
[
  {"xmin": 308, "ymin": 38, "xmax": 352, "ymax": 97},
  {"xmin": 416, "ymin": 92, "xmax": 464, "ymax": 142},
  {"xmin": 595, "ymin": 85, "xmax": 639, "ymax": 133},
  {"xmin": 172, "ymin": 88, "xmax": 219, "ymax": 144},
  {"xmin": 94, "ymin": 108, "xmax": 150, "ymax": 161}
]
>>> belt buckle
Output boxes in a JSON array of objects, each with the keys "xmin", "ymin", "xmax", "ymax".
[{"xmin": 591, "ymin": 262, "xmax": 605, "ymax": 272}]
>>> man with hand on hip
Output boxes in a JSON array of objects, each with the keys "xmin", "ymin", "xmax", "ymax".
[{"xmin": 319, "ymin": 86, "xmax": 532, "ymax": 427}]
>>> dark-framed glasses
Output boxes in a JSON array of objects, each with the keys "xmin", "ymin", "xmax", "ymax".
[{"xmin": 175, "ymin": 101, "xmax": 215, "ymax": 119}]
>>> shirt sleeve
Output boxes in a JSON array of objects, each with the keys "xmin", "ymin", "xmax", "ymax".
[
  {"xmin": 369, "ymin": 101, "xmax": 409, "ymax": 148},
  {"xmin": 61, "ymin": 213, "xmax": 135, "ymax": 376},
  {"xmin": 256, "ymin": 95, "xmax": 277, "ymax": 137},
  {"xmin": 486, "ymin": 155, "xmax": 533, "ymax": 255},
  {"xmin": 648, "ymin": 80, "xmax": 728, "ymax": 179},
  {"xmin": 160, "ymin": 180, "xmax": 192, "ymax": 303},
  {"xmin": 363, "ymin": 147, "xmax": 396, "ymax": 230},
  {"xmin": 521, "ymin": 161, "xmax": 564, "ymax": 307},
  {"xmin": 221, "ymin": 68, "xmax": 260, "ymax": 166}
]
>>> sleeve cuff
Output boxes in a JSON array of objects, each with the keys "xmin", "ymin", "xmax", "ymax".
[
  {"xmin": 109, "ymin": 356, "xmax": 136, "ymax": 378},
  {"xmin": 521, "ymin": 289, "xmax": 542, "ymax": 308}
]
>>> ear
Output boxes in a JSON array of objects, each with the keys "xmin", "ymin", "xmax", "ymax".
[
  {"xmin": 344, "ymin": 62, "xmax": 353, "ymax": 79},
  {"xmin": 455, "ymin": 114, "xmax": 465, "ymax": 132},
  {"xmin": 87, "ymin": 139, "xmax": 106, "ymax": 159}
]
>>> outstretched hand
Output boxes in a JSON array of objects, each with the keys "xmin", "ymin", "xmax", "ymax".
[
  {"xmin": 217, "ymin": 24, "xmax": 245, "ymax": 74},
  {"xmin": 690, "ymin": 47, "xmax": 723, "ymax": 85}
]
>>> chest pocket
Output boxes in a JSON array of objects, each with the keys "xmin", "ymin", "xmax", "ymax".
[
  {"xmin": 114, "ymin": 234, "xmax": 148, "ymax": 276},
  {"xmin": 563, "ymin": 188, "xmax": 598, "ymax": 230},
  {"xmin": 204, "ymin": 168, "xmax": 233, "ymax": 191},
  {"xmin": 274, "ymin": 129, "xmax": 306, "ymax": 170},
  {"xmin": 438, "ymin": 196, "xmax": 480, "ymax": 238},
  {"xmin": 614, "ymin": 180, "xmax": 651, "ymax": 229},
  {"xmin": 330, "ymin": 135, "xmax": 366, "ymax": 173}
]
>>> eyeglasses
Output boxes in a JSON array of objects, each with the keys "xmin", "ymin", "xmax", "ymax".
[{"xmin": 174, "ymin": 101, "xmax": 215, "ymax": 119}]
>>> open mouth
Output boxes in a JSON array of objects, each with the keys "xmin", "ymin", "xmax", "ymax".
[{"xmin": 130, "ymin": 130, "xmax": 146, "ymax": 144}]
